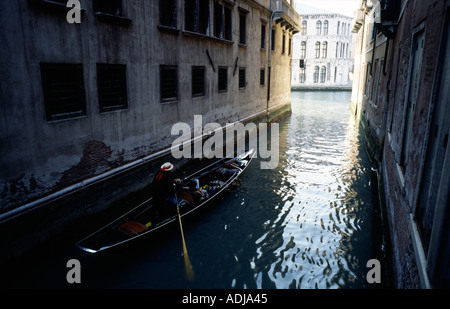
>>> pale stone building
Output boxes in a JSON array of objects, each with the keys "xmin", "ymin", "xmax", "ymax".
[{"xmin": 291, "ymin": 3, "xmax": 354, "ymax": 88}]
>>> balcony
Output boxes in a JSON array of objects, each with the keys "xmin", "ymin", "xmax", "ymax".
[
  {"xmin": 272, "ymin": 0, "xmax": 302, "ymax": 34},
  {"xmin": 351, "ymin": 8, "xmax": 364, "ymax": 33},
  {"xmin": 380, "ymin": 0, "xmax": 401, "ymax": 25}
]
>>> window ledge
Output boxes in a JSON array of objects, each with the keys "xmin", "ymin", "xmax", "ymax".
[
  {"xmin": 161, "ymin": 99, "xmax": 179, "ymax": 105},
  {"xmin": 95, "ymin": 12, "xmax": 132, "ymax": 26},
  {"xmin": 182, "ymin": 30, "xmax": 210, "ymax": 40},
  {"xmin": 158, "ymin": 25, "xmax": 180, "ymax": 35},
  {"xmin": 238, "ymin": 43, "xmax": 247, "ymax": 48},
  {"xmin": 212, "ymin": 37, "xmax": 234, "ymax": 45}
]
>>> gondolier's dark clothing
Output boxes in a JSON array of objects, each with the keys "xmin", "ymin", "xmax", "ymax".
[{"xmin": 151, "ymin": 170, "xmax": 176, "ymax": 207}]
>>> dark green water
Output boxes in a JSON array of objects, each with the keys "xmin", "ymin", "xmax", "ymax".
[{"xmin": 4, "ymin": 91, "xmax": 383, "ymax": 289}]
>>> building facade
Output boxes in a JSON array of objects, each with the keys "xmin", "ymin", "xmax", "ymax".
[
  {"xmin": 351, "ymin": 0, "xmax": 450, "ymax": 288},
  {"xmin": 0, "ymin": 0, "xmax": 300, "ymax": 263},
  {"xmin": 291, "ymin": 3, "xmax": 353, "ymax": 88}
]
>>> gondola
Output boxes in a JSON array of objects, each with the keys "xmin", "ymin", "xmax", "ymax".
[{"xmin": 76, "ymin": 149, "xmax": 255, "ymax": 253}]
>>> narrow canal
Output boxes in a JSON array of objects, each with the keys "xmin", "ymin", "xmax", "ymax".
[{"xmin": 4, "ymin": 91, "xmax": 384, "ymax": 289}]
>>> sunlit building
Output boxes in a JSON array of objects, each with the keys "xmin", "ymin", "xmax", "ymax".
[{"xmin": 291, "ymin": 3, "xmax": 354, "ymax": 88}]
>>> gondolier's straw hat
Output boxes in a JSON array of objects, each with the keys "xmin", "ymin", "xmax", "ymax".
[{"xmin": 160, "ymin": 162, "xmax": 174, "ymax": 171}]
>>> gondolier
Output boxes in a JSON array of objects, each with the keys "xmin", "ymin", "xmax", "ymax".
[{"xmin": 151, "ymin": 162, "xmax": 178, "ymax": 215}]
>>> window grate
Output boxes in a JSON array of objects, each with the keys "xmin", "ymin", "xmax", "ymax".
[
  {"xmin": 97, "ymin": 64, "xmax": 127, "ymax": 113},
  {"xmin": 40, "ymin": 63, "xmax": 86, "ymax": 121},
  {"xmin": 192, "ymin": 66, "xmax": 205, "ymax": 97}
]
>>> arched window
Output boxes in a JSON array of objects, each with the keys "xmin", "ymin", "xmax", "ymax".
[
  {"xmin": 313, "ymin": 66, "xmax": 319, "ymax": 83},
  {"xmin": 337, "ymin": 21, "xmax": 340, "ymax": 35},
  {"xmin": 323, "ymin": 20, "xmax": 328, "ymax": 35},
  {"xmin": 299, "ymin": 68, "xmax": 306, "ymax": 83},
  {"xmin": 316, "ymin": 20, "xmax": 322, "ymax": 35},
  {"xmin": 320, "ymin": 66, "xmax": 326, "ymax": 83},
  {"xmin": 300, "ymin": 41, "xmax": 306, "ymax": 59},
  {"xmin": 301, "ymin": 20, "xmax": 307, "ymax": 35},
  {"xmin": 322, "ymin": 41, "xmax": 327, "ymax": 58},
  {"xmin": 315, "ymin": 41, "xmax": 320, "ymax": 58}
]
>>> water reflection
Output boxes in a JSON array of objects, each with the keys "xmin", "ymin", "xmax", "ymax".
[{"xmin": 249, "ymin": 91, "xmax": 376, "ymax": 289}]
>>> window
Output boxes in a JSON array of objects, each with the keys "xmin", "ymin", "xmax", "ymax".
[
  {"xmin": 315, "ymin": 41, "xmax": 320, "ymax": 58},
  {"xmin": 316, "ymin": 20, "xmax": 322, "ymax": 35},
  {"xmin": 239, "ymin": 68, "xmax": 246, "ymax": 89},
  {"xmin": 40, "ymin": 63, "xmax": 86, "ymax": 122},
  {"xmin": 239, "ymin": 9, "xmax": 248, "ymax": 44},
  {"xmin": 282, "ymin": 32, "xmax": 286, "ymax": 54},
  {"xmin": 322, "ymin": 41, "xmax": 327, "ymax": 58},
  {"xmin": 260, "ymin": 69, "xmax": 265, "ymax": 86},
  {"xmin": 336, "ymin": 42, "xmax": 339, "ymax": 58},
  {"xmin": 337, "ymin": 21, "xmax": 340, "ymax": 35},
  {"xmin": 301, "ymin": 20, "xmax": 307, "ymax": 35},
  {"xmin": 97, "ymin": 64, "xmax": 128, "ymax": 113},
  {"xmin": 160, "ymin": 65, "xmax": 178, "ymax": 102},
  {"xmin": 160, "ymin": 0, "xmax": 176, "ymax": 28},
  {"xmin": 299, "ymin": 68, "xmax": 305, "ymax": 83},
  {"xmin": 313, "ymin": 66, "xmax": 319, "ymax": 83},
  {"xmin": 323, "ymin": 20, "xmax": 328, "ymax": 35},
  {"xmin": 218, "ymin": 67, "xmax": 228, "ymax": 92},
  {"xmin": 300, "ymin": 41, "xmax": 306, "ymax": 59},
  {"xmin": 214, "ymin": 2, "xmax": 232, "ymax": 40},
  {"xmin": 261, "ymin": 23, "xmax": 266, "ymax": 49},
  {"xmin": 94, "ymin": 0, "xmax": 122, "ymax": 16},
  {"xmin": 185, "ymin": 0, "xmax": 210, "ymax": 35},
  {"xmin": 401, "ymin": 29, "xmax": 425, "ymax": 168},
  {"xmin": 320, "ymin": 66, "xmax": 326, "ymax": 83},
  {"xmin": 192, "ymin": 66, "xmax": 205, "ymax": 97}
]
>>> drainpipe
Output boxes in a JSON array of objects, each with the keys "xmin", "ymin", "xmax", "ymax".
[{"xmin": 267, "ymin": 0, "xmax": 275, "ymax": 116}]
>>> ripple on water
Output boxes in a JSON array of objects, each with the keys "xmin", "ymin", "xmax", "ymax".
[{"xmin": 248, "ymin": 91, "xmax": 375, "ymax": 289}]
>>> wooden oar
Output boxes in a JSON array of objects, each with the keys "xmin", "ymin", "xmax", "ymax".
[{"xmin": 175, "ymin": 193, "xmax": 194, "ymax": 281}]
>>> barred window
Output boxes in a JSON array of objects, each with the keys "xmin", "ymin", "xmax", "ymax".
[
  {"xmin": 97, "ymin": 64, "xmax": 128, "ymax": 113},
  {"xmin": 260, "ymin": 69, "xmax": 265, "ymax": 86},
  {"xmin": 218, "ymin": 67, "xmax": 228, "ymax": 92},
  {"xmin": 40, "ymin": 63, "xmax": 86, "ymax": 122},
  {"xmin": 239, "ymin": 68, "xmax": 246, "ymax": 89},
  {"xmin": 192, "ymin": 66, "xmax": 205, "ymax": 97},
  {"xmin": 160, "ymin": 65, "xmax": 178, "ymax": 102}
]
